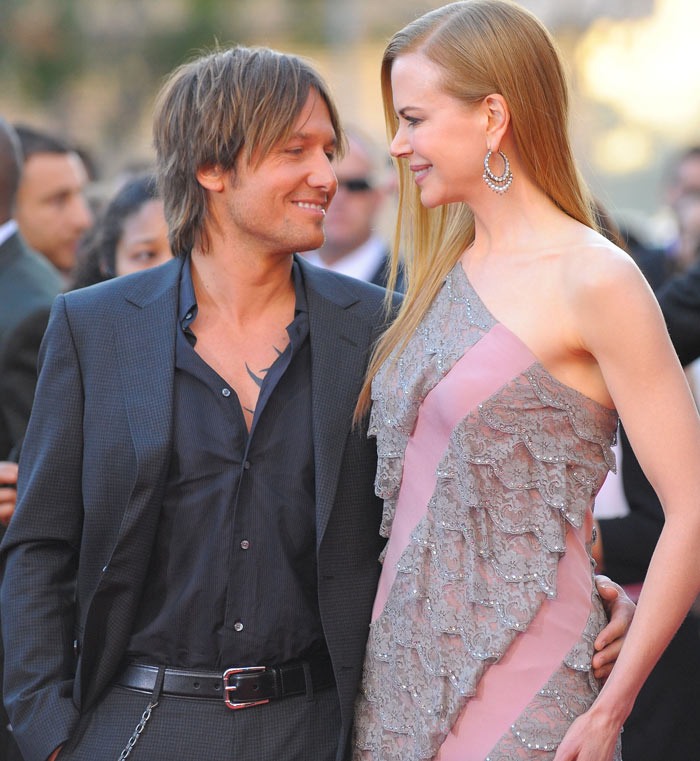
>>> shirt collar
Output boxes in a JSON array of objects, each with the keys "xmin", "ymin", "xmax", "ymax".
[
  {"xmin": 179, "ymin": 254, "xmax": 198, "ymax": 329},
  {"xmin": 0, "ymin": 220, "xmax": 18, "ymax": 248},
  {"xmin": 305, "ymin": 234, "xmax": 387, "ymax": 282}
]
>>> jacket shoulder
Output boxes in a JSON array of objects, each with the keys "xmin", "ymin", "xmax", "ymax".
[
  {"xmin": 0, "ymin": 234, "xmax": 63, "ymax": 299},
  {"xmin": 299, "ymin": 257, "xmax": 402, "ymax": 321},
  {"xmin": 64, "ymin": 257, "xmax": 182, "ymax": 315}
]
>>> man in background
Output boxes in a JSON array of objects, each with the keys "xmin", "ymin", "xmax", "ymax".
[
  {"xmin": 667, "ymin": 145, "xmax": 700, "ymax": 212},
  {"xmin": 0, "ymin": 120, "xmax": 63, "ymax": 361},
  {"xmin": 14, "ymin": 125, "xmax": 93, "ymax": 281},
  {"xmin": 0, "ymin": 117, "xmax": 64, "ymax": 462},
  {"xmin": 0, "ymin": 115, "xmax": 59, "ymax": 761},
  {"xmin": 306, "ymin": 129, "xmax": 402, "ymax": 290}
]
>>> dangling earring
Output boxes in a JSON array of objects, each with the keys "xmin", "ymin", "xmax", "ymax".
[{"xmin": 482, "ymin": 149, "xmax": 513, "ymax": 194}]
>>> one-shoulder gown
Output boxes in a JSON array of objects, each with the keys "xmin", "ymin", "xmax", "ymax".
[{"xmin": 353, "ymin": 261, "xmax": 623, "ymax": 760}]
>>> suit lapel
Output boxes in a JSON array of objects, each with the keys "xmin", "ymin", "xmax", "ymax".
[
  {"xmin": 300, "ymin": 258, "xmax": 374, "ymax": 548},
  {"xmin": 112, "ymin": 259, "xmax": 182, "ymax": 540}
]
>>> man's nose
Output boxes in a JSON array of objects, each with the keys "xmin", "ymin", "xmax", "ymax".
[
  {"xmin": 71, "ymin": 194, "xmax": 93, "ymax": 232},
  {"xmin": 309, "ymin": 153, "xmax": 337, "ymax": 194}
]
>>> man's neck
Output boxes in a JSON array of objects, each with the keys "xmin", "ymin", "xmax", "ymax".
[{"xmin": 190, "ymin": 245, "xmax": 295, "ymax": 327}]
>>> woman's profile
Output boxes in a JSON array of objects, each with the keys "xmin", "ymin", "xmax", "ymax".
[{"xmin": 352, "ymin": 2, "xmax": 700, "ymax": 759}]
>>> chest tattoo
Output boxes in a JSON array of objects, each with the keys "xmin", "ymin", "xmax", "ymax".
[{"xmin": 243, "ymin": 345, "xmax": 284, "ymax": 414}]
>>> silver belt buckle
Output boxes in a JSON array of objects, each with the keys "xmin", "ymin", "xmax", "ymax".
[{"xmin": 222, "ymin": 665, "xmax": 270, "ymax": 709}]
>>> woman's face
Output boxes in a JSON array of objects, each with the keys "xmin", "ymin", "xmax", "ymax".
[
  {"xmin": 389, "ymin": 52, "xmax": 485, "ymax": 208},
  {"xmin": 114, "ymin": 199, "xmax": 172, "ymax": 276}
]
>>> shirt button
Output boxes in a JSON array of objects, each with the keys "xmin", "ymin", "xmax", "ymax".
[
  {"xmin": 185, "ymin": 311, "xmax": 193, "ymax": 320},
  {"xmin": 243, "ymin": 461, "xmax": 250, "ymax": 470},
  {"xmin": 240, "ymin": 540, "xmax": 250, "ymax": 550},
  {"xmin": 222, "ymin": 388, "xmax": 231, "ymax": 397},
  {"xmin": 234, "ymin": 621, "xmax": 244, "ymax": 632}
]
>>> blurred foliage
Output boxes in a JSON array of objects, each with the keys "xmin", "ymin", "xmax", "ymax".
[
  {"xmin": 0, "ymin": 0, "xmax": 347, "ymax": 162},
  {"xmin": 0, "ymin": 0, "xmax": 247, "ymax": 98},
  {"xmin": 0, "ymin": 0, "xmax": 252, "ymax": 164},
  {"xmin": 0, "ymin": 0, "xmax": 86, "ymax": 103}
]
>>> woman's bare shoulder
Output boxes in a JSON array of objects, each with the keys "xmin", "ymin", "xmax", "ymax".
[{"xmin": 558, "ymin": 229, "xmax": 648, "ymax": 305}]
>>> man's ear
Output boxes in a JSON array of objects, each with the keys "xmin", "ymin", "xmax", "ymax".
[
  {"xmin": 196, "ymin": 164, "xmax": 226, "ymax": 192},
  {"xmin": 483, "ymin": 93, "xmax": 510, "ymax": 153}
]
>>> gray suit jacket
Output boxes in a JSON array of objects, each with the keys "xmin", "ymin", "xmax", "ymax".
[
  {"xmin": 0, "ymin": 230, "xmax": 62, "ymax": 350},
  {"xmin": 0, "ymin": 230, "xmax": 62, "ymax": 458},
  {"xmin": 1, "ymin": 255, "xmax": 393, "ymax": 761}
]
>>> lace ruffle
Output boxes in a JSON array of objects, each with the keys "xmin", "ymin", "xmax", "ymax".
[
  {"xmin": 368, "ymin": 267, "xmax": 495, "ymax": 542},
  {"xmin": 356, "ymin": 263, "xmax": 619, "ymax": 760}
]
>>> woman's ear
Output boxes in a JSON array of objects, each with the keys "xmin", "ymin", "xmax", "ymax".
[
  {"xmin": 483, "ymin": 93, "xmax": 510, "ymax": 153},
  {"xmin": 196, "ymin": 164, "xmax": 226, "ymax": 192}
]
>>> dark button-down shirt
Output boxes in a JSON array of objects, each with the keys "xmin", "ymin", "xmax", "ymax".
[{"xmin": 127, "ymin": 257, "xmax": 325, "ymax": 669}]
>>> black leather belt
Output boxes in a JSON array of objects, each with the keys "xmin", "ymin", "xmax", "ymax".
[{"xmin": 116, "ymin": 652, "xmax": 335, "ymax": 710}]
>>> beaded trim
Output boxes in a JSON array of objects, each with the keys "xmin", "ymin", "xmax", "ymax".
[{"xmin": 483, "ymin": 149, "xmax": 514, "ymax": 194}]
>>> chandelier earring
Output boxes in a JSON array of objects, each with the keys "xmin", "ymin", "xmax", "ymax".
[{"xmin": 482, "ymin": 149, "xmax": 513, "ymax": 194}]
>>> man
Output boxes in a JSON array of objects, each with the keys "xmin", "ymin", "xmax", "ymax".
[
  {"xmin": 14, "ymin": 125, "xmax": 93, "ymax": 279},
  {"xmin": 666, "ymin": 145, "xmax": 700, "ymax": 213},
  {"xmin": 657, "ymin": 255, "xmax": 700, "ymax": 366},
  {"xmin": 1, "ymin": 47, "xmax": 632, "ymax": 761},
  {"xmin": 0, "ymin": 120, "xmax": 63, "ymax": 364},
  {"xmin": 306, "ymin": 130, "xmax": 403, "ymax": 290},
  {"xmin": 0, "ymin": 119, "xmax": 62, "ymax": 509},
  {"xmin": 0, "ymin": 116, "xmax": 60, "ymax": 760}
]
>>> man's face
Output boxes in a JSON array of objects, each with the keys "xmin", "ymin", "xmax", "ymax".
[
  {"xmin": 15, "ymin": 151, "xmax": 93, "ymax": 272},
  {"xmin": 321, "ymin": 137, "xmax": 383, "ymax": 260},
  {"xmin": 214, "ymin": 90, "xmax": 338, "ymax": 259},
  {"xmin": 668, "ymin": 154, "xmax": 700, "ymax": 213}
]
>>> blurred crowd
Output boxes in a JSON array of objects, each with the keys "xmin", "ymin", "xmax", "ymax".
[{"xmin": 0, "ymin": 112, "xmax": 699, "ymax": 760}]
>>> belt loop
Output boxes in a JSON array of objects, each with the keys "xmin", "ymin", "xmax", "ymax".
[
  {"xmin": 116, "ymin": 666, "xmax": 166, "ymax": 760},
  {"xmin": 302, "ymin": 660, "xmax": 313, "ymax": 701},
  {"xmin": 152, "ymin": 665, "xmax": 166, "ymax": 705}
]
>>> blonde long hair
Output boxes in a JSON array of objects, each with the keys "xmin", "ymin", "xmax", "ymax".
[{"xmin": 355, "ymin": 0, "xmax": 599, "ymax": 420}]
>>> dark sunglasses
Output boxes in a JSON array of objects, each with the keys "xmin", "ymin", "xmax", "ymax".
[{"xmin": 337, "ymin": 178, "xmax": 373, "ymax": 193}]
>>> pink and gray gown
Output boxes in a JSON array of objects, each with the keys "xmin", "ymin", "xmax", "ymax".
[{"xmin": 353, "ymin": 261, "xmax": 623, "ymax": 760}]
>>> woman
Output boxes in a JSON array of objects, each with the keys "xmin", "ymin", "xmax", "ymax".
[
  {"xmin": 352, "ymin": 2, "xmax": 700, "ymax": 760},
  {"xmin": 72, "ymin": 173, "xmax": 171, "ymax": 287}
]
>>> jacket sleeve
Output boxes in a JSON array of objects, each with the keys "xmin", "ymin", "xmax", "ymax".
[
  {"xmin": 657, "ymin": 258, "xmax": 700, "ymax": 367},
  {"xmin": 597, "ymin": 425, "xmax": 665, "ymax": 584},
  {"xmin": 0, "ymin": 307, "xmax": 51, "ymax": 459},
  {"xmin": 0, "ymin": 295, "xmax": 83, "ymax": 761}
]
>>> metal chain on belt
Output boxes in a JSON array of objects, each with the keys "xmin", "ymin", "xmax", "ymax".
[{"xmin": 117, "ymin": 700, "xmax": 159, "ymax": 760}]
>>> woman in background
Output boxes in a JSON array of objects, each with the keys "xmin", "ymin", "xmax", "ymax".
[
  {"xmin": 72, "ymin": 173, "xmax": 171, "ymax": 286},
  {"xmin": 352, "ymin": 2, "xmax": 700, "ymax": 759}
]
